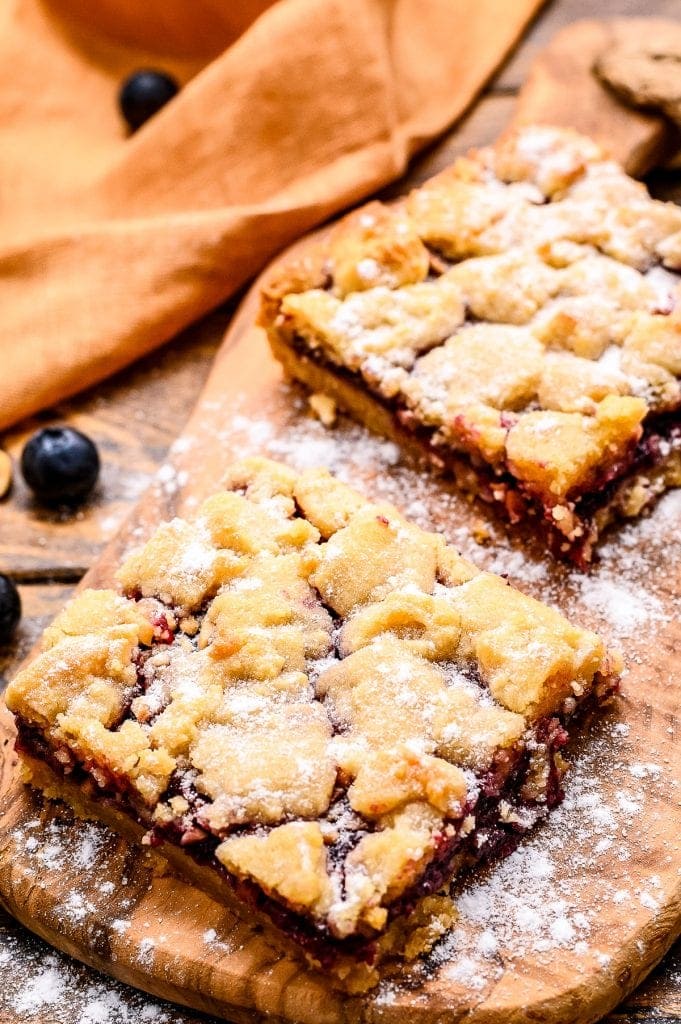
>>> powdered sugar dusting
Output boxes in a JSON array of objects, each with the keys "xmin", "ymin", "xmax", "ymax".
[
  {"xmin": 11, "ymin": 960, "xmax": 68, "ymax": 1014},
  {"xmin": 205, "ymin": 388, "xmax": 680, "ymax": 1002},
  {"xmin": 0, "ymin": 938, "xmax": 200, "ymax": 1023},
  {"xmin": 574, "ymin": 576, "xmax": 665, "ymax": 635}
]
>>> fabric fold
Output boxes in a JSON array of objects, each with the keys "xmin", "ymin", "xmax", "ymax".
[{"xmin": 0, "ymin": 0, "xmax": 543, "ymax": 430}]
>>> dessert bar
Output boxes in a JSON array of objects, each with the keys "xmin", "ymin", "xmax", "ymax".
[
  {"xmin": 6, "ymin": 458, "xmax": 620, "ymax": 990},
  {"xmin": 261, "ymin": 126, "xmax": 681, "ymax": 565}
]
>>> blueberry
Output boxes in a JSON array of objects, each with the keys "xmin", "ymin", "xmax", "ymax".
[
  {"xmin": 0, "ymin": 574, "xmax": 20, "ymax": 644},
  {"xmin": 119, "ymin": 70, "xmax": 179, "ymax": 132},
  {"xmin": 21, "ymin": 427, "xmax": 100, "ymax": 506}
]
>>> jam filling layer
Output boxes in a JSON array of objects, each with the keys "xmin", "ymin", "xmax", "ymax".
[{"xmin": 282, "ymin": 334, "xmax": 681, "ymax": 565}]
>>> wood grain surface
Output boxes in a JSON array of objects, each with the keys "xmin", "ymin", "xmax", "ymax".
[{"xmin": 2, "ymin": 3, "xmax": 681, "ymax": 1022}]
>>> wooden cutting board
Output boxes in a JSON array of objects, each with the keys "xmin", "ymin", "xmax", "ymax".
[{"xmin": 1, "ymin": 19, "xmax": 681, "ymax": 1024}]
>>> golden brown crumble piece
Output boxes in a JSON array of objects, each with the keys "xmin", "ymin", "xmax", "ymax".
[
  {"xmin": 58, "ymin": 716, "xmax": 176, "ymax": 806},
  {"xmin": 259, "ymin": 249, "xmax": 329, "ymax": 326},
  {"xmin": 262, "ymin": 125, "xmax": 681, "ymax": 564},
  {"xmin": 217, "ymin": 822, "xmax": 335, "ymax": 918},
  {"xmin": 339, "ymin": 590, "xmax": 461, "ymax": 661},
  {"xmin": 328, "ymin": 200, "xmax": 430, "ymax": 297},
  {"xmin": 446, "ymin": 250, "xmax": 561, "ymax": 324},
  {"xmin": 319, "ymin": 636, "xmax": 526, "ymax": 780},
  {"xmin": 293, "ymin": 467, "xmax": 366, "ymax": 538},
  {"xmin": 280, "ymin": 277, "xmax": 465, "ymax": 373},
  {"xmin": 449, "ymin": 573, "xmax": 607, "ymax": 719},
  {"xmin": 308, "ymin": 392, "xmax": 337, "ymax": 427},
  {"xmin": 505, "ymin": 395, "xmax": 647, "ymax": 503},
  {"xmin": 403, "ymin": 323, "xmax": 545, "ymax": 422},
  {"xmin": 42, "ymin": 589, "xmax": 154, "ymax": 649},
  {"xmin": 596, "ymin": 199, "xmax": 681, "ymax": 270},
  {"xmin": 116, "ymin": 517, "xmax": 245, "ymax": 612},
  {"xmin": 199, "ymin": 491, "xmax": 318, "ymax": 555},
  {"xmin": 198, "ymin": 552, "xmax": 333, "ymax": 677},
  {"xmin": 490, "ymin": 125, "xmax": 603, "ymax": 198},
  {"xmin": 308, "ymin": 504, "xmax": 443, "ymax": 616},
  {"xmin": 6, "ymin": 458, "xmax": 620, "ymax": 987},
  {"xmin": 657, "ymin": 229, "xmax": 681, "ymax": 269},
  {"xmin": 192, "ymin": 704, "xmax": 336, "ymax": 829},
  {"xmin": 622, "ymin": 312, "xmax": 681, "ymax": 378},
  {"xmin": 536, "ymin": 353, "xmax": 631, "ymax": 415},
  {"xmin": 556, "ymin": 251, "xmax": 658, "ymax": 308},
  {"xmin": 8, "ymin": 631, "xmax": 139, "ymax": 733},
  {"xmin": 405, "ymin": 167, "xmax": 544, "ymax": 260},
  {"xmin": 340, "ymin": 745, "xmax": 468, "ymax": 820},
  {"xmin": 435, "ymin": 545, "xmax": 480, "ymax": 587},
  {"xmin": 220, "ymin": 456, "xmax": 298, "ymax": 513},
  {"xmin": 145, "ymin": 649, "xmax": 226, "ymax": 757}
]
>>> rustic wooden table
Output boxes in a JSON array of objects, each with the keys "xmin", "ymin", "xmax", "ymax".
[{"xmin": 2, "ymin": 0, "xmax": 681, "ymax": 1020}]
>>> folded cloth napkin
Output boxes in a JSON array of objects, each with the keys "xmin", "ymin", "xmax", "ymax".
[{"xmin": 0, "ymin": 0, "xmax": 542, "ymax": 431}]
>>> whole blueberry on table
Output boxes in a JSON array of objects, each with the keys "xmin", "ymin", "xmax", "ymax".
[
  {"xmin": 119, "ymin": 69, "xmax": 179, "ymax": 131},
  {"xmin": 0, "ymin": 574, "xmax": 21, "ymax": 644},
  {"xmin": 21, "ymin": 427, "xmax": 100, "ymax": 506}
]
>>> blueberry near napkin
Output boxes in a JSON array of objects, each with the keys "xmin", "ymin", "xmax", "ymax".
[{"xmin": 0, "ymin": 0, "xmax": 543, "ymax": 431}]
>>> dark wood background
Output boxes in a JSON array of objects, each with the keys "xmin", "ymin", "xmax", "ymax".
[{"xmin": 2, "ymin": 0, "xmax": 681, "ymax": 1020}]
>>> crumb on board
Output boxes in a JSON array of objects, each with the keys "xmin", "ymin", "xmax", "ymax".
[{"xmin": 308, "ymin": 391, "xmax": 338, "ymax": 427}]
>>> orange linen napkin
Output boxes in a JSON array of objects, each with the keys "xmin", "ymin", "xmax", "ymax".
[{"xmin": 0, "ymin": 0, "xmax": 543, "ymax": 431}]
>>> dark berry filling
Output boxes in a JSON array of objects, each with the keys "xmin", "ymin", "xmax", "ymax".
[{"xmin": 282, "ymin": 332, "xmax": 681, "ymax": 566}]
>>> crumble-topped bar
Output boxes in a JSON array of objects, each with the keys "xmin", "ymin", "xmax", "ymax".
[
  {"xmin": 6, "ymin": 458, "xmax": 620, "ymax": 990},
  {"xmin": 260, "ymin": 126, "xmax": 681, "ymax": 565}
]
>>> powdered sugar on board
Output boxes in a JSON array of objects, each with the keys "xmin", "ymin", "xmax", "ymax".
[
  {"xmin": 11, "ymin": 966, "xmax": 201, "ymax": 1022},
  {"xmin": 444, "ymin": 722, "xmax": 670, "ymax": 968},
  {"xmin": 1, "ymin": 813, "xmax": 230, "ymax": 1023},
  {"xmin": 0, "ymin": 931, "xmax": 213, "ymax": 1024},
  {"xmin": 368, "ymin": 709, "xmax": 677, "ymax": 1006}
]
